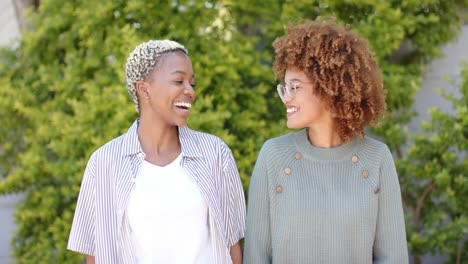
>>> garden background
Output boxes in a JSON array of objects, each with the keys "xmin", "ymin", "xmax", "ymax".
[{"xmin": 0, "ymin": 0, "xmax": 467, "ymax": 263}]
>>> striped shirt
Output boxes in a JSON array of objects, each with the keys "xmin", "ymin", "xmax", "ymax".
[{"xmin": 68, "ymin": 120, "xmax": 246, "ymax": 263}]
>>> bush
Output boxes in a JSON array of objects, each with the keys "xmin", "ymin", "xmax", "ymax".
[
  {"xmin": 398, "ymin": 63, "xmax": 468, "ymax": 263},
  {"xmin": 1, "ymin": 0, "xmax": 467, "ymax": 262}
]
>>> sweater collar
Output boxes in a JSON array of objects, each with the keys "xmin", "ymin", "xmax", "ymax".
[{"xmin": 294, "ymin": 129, "xmax": 360, "ymax": 160}]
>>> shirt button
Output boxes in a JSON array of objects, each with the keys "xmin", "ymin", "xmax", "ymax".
[
  {"xmin": 295, "ymin": 152, "xmax": 302, "ymax": 160},
  {"xmin": 284, "ymin": 167, "xmax": 291, "ymax": 175},
  {"xmin": 374, "ymin": 187, "xmax": 381, "ymax": 194},
  {"xmin": 352, "ymin": 155, "xmax": 358, "ymax": 163},
  {"xmin": 118, "ymin": 210, "xmax": 123, "ymax": 215},
  {"xmin": 276, "ymin": 186, "xmax": 283, "ymax": 193},
  {"xmin": 362, "ymin": 170, "xmax": 369, "ymax": 178}
]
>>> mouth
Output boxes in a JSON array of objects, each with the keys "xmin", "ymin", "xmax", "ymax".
[
  {"xmin": 286, "ymin": 106, "xmax": 298, "ymax": 116},
  {"xmin": 174, "ymin": 101, "xmax": 192, "ymax": 112}
]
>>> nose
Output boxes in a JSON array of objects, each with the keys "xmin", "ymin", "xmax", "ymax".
[
  {"xmin": 281, "ymin": 93, "xmax": 293, "ymax": 104},
  {"xmin": 184, "ymin": 83, "xmax": 195, "ymax": 98}
]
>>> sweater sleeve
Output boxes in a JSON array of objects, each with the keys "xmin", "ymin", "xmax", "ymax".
[
  {"xmin": 373, "ymin": 146, "xmax": 409, "ymax": 264},
  {"xmin": 244, "ymin": 142, "xmax": 272, "ymax": 264}
]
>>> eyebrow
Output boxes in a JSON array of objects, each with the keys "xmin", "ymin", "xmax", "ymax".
[
  {"xmin": 171, "ymin": 70, "xmax": 193, "ymax": 76},
  {"xmin": 170, "ymin": 71, "xmax": 195, "ymax": 80},
  {"xmin": 287, "ymin": 78, "xmax": 306, "ymax": 83}
]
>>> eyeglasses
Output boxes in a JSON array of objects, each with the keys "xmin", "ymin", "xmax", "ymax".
[{"xmin": 277, "ymin": 82, "xmax": 300, "ymax": 99}]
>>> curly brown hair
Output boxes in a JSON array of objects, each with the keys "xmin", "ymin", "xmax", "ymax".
[{"xmin": 273, "ymin": 17, "xmax": 386, "ymax": 142}]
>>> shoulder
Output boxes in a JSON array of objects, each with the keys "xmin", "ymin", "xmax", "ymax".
[
  {"xmin": 184, "ymin": 127, "xmax": 231, "ymax": 153},
  {"xmin": 187, "ymin": 128, "xmax": 225, "ymax": 145},
  {"xmin": 255, "ymin": 130, "xmax": 303, "ymax": 164},
  {"xmin": 261, "ymin": 130, "xmax": 302, "ymax": 153},
  {"xmin": 357, "ymin": 136, "xmax": 395, "ymax": 169},
  {"xmin": 359, "ymin": 136, "xmax": 392, "ymax": 157},
  {"xmin": 93, "ymin": 134, "xmax": 126, "ymax": 155},
  {"xmin": 262, "ymin": 130, "xmax": 301, "ymax": 151},
  {"xmin": 87, "ymin": 133, "xmax": 127, "ymax": 164}
]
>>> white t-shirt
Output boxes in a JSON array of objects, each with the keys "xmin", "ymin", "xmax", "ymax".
[{"xmin": 127, "ymin": 153, "xmax": 213, "ymax": 263}]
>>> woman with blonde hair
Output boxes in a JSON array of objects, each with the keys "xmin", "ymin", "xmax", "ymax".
[{"xmin": 68, "ymin": 40, "xmax": 245, "ymax": 264}]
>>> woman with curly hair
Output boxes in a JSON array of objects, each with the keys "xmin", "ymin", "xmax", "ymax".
[{"xmin": 244, "ymin": 18, "xmax": 408, "ymax": 264}]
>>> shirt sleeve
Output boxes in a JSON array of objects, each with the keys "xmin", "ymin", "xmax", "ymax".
[
  {"xmin": 67, "ymin": 152, "xmax": 96, "ymax": 256},
  {"xmin": 221, "ymin": 141, "xmax": 247, "ymax": 246},
  {"xmin": 373, "ymin": 146, "xmax": 409, "ymax": 264},
  {"xmin": 244, "ymin": 142, "xmax": 272, "ymax": 264}
]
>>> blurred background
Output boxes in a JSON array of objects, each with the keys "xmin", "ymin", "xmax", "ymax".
[{"xmin": 0, "ymin": 0, "xmax": 467, "ymax": 263}]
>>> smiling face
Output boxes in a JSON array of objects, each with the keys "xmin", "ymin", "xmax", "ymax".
[
  {"xmin": 137, "ymin": 51, "xmax": 195, "ymax": 127},
  {"xmin": 282, "ymin": 68, "xmax": 332, "ymax": 129}
]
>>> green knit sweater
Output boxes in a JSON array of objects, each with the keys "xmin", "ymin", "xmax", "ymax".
[{"xmin": 244, "ymin": 129, "xmax": 408, "ymax": 264}]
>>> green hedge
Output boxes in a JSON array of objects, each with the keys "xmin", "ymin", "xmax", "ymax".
[{"xmin": 0, "ymin": 0, "xmax": 467, "ymax": 262}]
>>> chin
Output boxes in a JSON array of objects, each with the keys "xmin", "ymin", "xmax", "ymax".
[
  {"xmin": 286, "ymin": 120, "xmax": 304, "ymax": 130},
  {"xmin": 174, "ymin": 119, "xmax": 189, "ymax": 127}
]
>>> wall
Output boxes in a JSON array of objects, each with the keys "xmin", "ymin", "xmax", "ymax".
[
  {"xmin": 0, "ymin": 0, "xmax": 21, "ymax": 47},
  {"xmin": 0, "ymin": 1, "xmax": 23, "ymax": 263},
  {"xmin": 409, "ymin": 25, "xmax": 468, "ymax": 133},
  {"xmin": 406, "ymin": 23, "xmax": 468, "ymax": 264},
  {"xmin": 0, "ymin": 194, "xmax": 23, "ymax": 263}
]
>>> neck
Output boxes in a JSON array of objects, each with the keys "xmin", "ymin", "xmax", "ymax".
[
  {"xmin": 137, "ymin": 114, "xmax": 181, "ymax": 165},
  {"xmin": 306, "ymin": 122, "xmax": 343, "ymax": 148}
]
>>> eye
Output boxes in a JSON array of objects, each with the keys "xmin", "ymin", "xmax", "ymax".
[
  {"xmin": 190, "ymin": 83, "xmax": 196, "ymax": 88},
  {"xmin": 173, "ymin": 80, "xmax": 184, "ymax": 85}
]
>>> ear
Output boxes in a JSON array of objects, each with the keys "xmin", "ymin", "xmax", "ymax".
[{"xmin": 136, "ymin": 80, "xmax": 150, "ymax": 99}]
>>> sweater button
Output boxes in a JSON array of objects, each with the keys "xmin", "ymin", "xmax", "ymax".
[
  {"xmin": 276, "ymin": 186, "xmax": 283, "ymax": 193},
  {"xmin": 374, "ymin": 187, "xmax": 381, "ymax": 194},
  {"xmin": 284, "ymin": 167, "xmax": 291, "ymax": 175},
  {"xmin": 295, "ymin": 152, "xmax": 302, "ymax": 160},
  {"xmin": 351, "ymin": 155, "xmax": 358, "ymax": 163},
  {"xmin": 362, "ymin": 170, "xmax": 369, "ymax": 178}
]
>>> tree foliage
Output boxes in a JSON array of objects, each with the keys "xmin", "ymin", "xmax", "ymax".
[
  {"xmin": 0, "ymin": 0, "xmax": 278, "ymax": 262},
  {"xmin": 398, "ymin": 63, "xmax": 468, "ymax": 263},
  {"xmin": 0, "ymin": 0, "xmax": 467, "ymax": 262}
]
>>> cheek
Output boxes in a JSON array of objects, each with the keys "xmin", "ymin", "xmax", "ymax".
[{"xmin": 309, "ymin": 94, "xmax": 327, "ymax": 110}]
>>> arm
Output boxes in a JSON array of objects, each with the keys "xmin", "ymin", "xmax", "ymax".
[
  {"xmin": 86, "ymin": 255, "xmax": 95, "ymax": 264},
  {"xmin": 230, "ymin": 242, "xmax": 243, "ymax": 264},
  {"xmin": 67, "ymin": 153, "xmax": 96, "ymax": 258},
  {"xmin": 373, "ymin": 146, "xmax": 409, "ymax": 264},
  {"xmin": 243, "ymin": 143, "xmax": 272, "ymax": 264},
  {"xmin": 220, "ymin": 142, "xmax": 246, "ymax": 261}
]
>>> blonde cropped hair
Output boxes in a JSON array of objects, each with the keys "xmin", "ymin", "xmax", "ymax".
[{"xmin": 125, "ymin": 40, "xmax": 188, "ymax": 113}]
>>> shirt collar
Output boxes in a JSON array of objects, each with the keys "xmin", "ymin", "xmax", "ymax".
[
  {"xmin": 121, "ymin": 119, "xmax": 201, "ymax": 158},
  {"xmin": 178, "ymin": 125, "xmax": 202, "ymax": 158}
]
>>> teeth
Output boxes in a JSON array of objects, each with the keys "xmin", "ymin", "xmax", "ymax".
[
  {"xmin": 174, "ymin": 102, "xmax": 192, "ymax": 108},
  {"xmin": 287, "ymin": 107, "xmax": 298, "ymax": 113}
]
